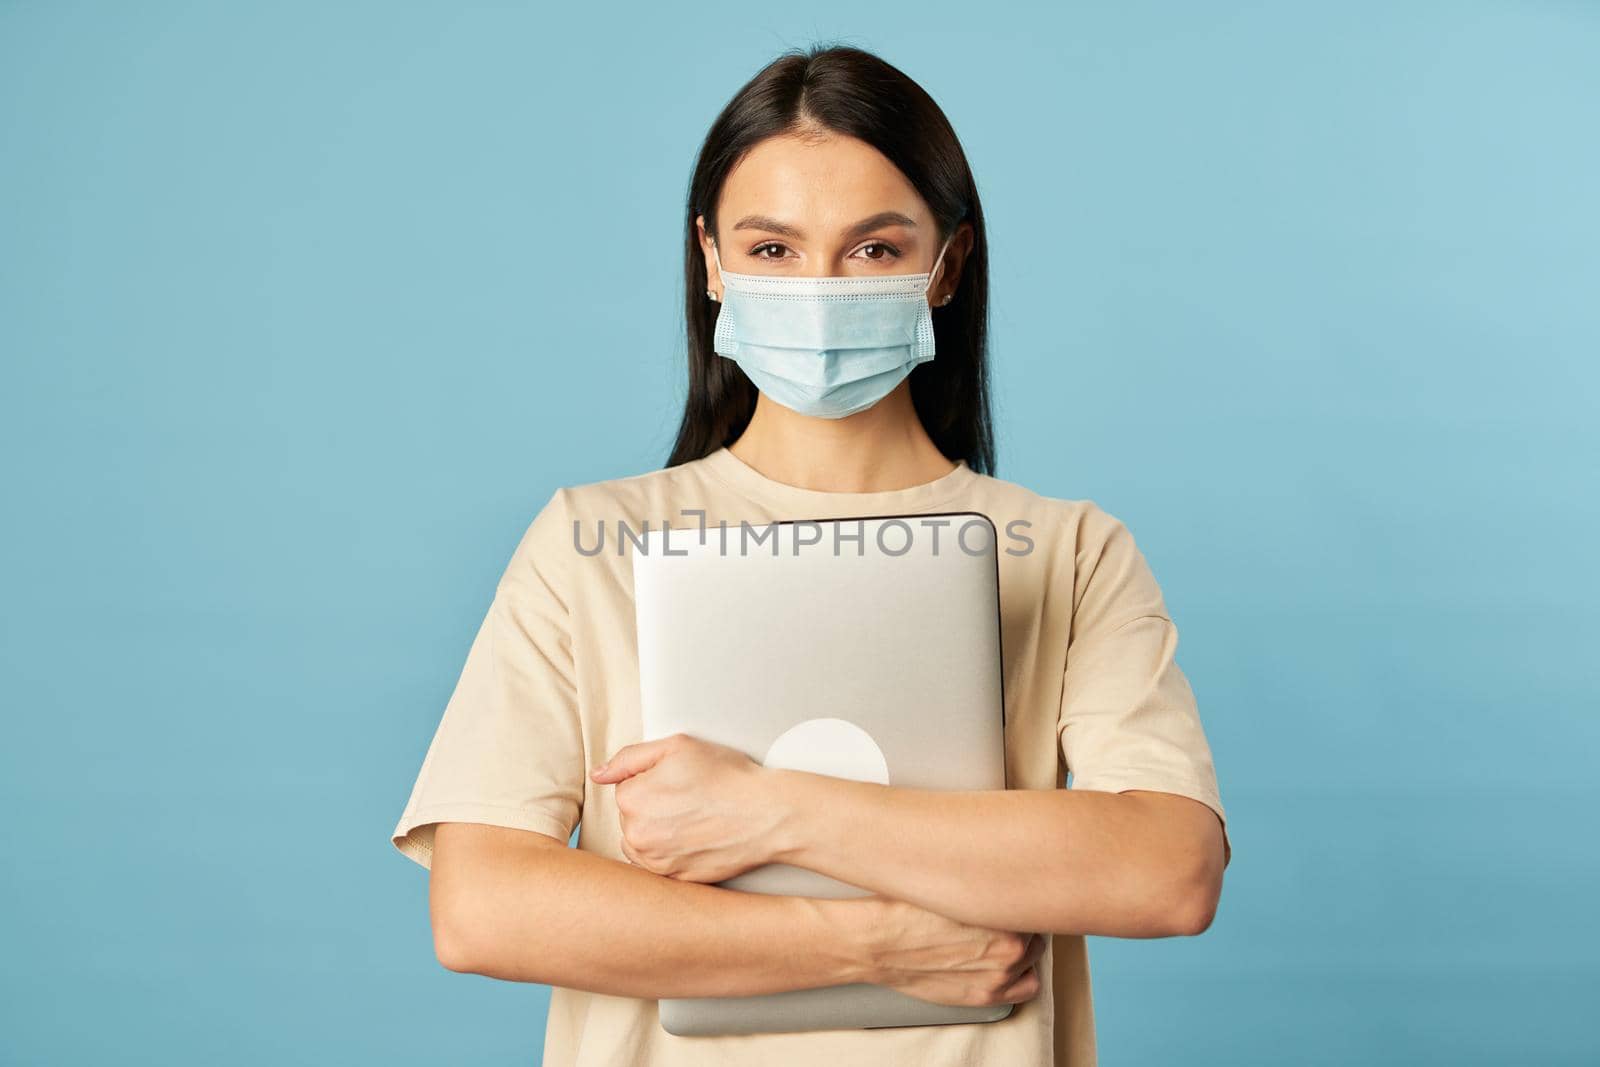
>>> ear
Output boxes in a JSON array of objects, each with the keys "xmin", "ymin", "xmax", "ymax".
[
  {"xmin": 696, "ymin": 214, "xmax": 721, "ymax": 299},
  {"xmin": 930, "ymin": 220, "xmax": 976, "ymax": 307}
]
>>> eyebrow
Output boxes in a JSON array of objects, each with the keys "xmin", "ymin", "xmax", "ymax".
[{"xmin": 729, "ymin": 211, "xmax": 919, "ymax": 240}]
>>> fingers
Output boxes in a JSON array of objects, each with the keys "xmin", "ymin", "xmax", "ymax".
[
  {"xmin": 997, "ymin": 933, "xmax": 1047, "ymax": 1003},
  {"xmin": 590, "ymin": 735, "xmax": 679, "ymax": 783},
  {"xmin": 1018, "ymin": 932, "xmax": 1047, "ymax": 971},
  {"xmin": 996, "ymin": 965, "xmax": 1042, "ymax": 1004}
]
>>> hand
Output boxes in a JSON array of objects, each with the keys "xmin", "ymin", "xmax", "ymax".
[
  {"xmin": 589, "ymin": 732, "xmax": 784, "ymax": 883},
  {"xmin": 851, "ymin": 894, "xmax": 1046, "ymax": 1009}
]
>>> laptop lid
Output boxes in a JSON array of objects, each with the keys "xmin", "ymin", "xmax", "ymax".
[{"xmin": 630, "ymin": 512, "xmax": 1012, "ymax": 1035}]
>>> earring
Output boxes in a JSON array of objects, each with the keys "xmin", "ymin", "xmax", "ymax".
[
  {"xmin": 939, "ymin": 294, "xmax": 953, "ymax": 306},
  {"xmin": 707, "ymin": 289, "xmax": 719, "ymax": 302}
]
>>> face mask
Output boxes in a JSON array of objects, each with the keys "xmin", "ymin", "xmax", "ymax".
[{"xmin": 709, "ymin": 234, "xmax": 953, "ymax": 419}]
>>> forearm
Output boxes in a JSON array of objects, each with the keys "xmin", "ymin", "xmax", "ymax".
[
  {"xmin": 433, "ymin": 828, "xmax": 876, "ymax": 997},
  {"xmin": 768, "ymin": 774, "xmax": 1221, "ymax": 938}
]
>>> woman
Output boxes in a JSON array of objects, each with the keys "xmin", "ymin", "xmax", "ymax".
[{"xmin": 391, "ymin": 43, "xmax": 1229, "ymax": 1067}]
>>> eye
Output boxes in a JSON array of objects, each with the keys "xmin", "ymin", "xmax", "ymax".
[
  {"xmin": 853, "ymin": 241, "xmax": 903, "ymax": 262},
  {"xmin": 750, "ymin": 242, "xmax": 789, "ymax": 260}
]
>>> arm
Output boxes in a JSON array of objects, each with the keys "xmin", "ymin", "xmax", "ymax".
[
  {"xmin": 431, "ymin": 821, "xmax": 1050, "ymax": 1009},
  {"xmin": 427, "ymin": 822, "xmax": 875, "ymax": 997},
  {"xmin": 764, "ymin": 777, "xmax": 1225, "ymax": 939},
  {"xmin": 591, "ymin": 733, "xmax": 1226, "ymax": 940}
]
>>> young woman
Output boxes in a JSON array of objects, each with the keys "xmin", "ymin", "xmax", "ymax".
[{"xmin": 391, "ymin": 44, "xmax": 1229, "ymax": 1067}]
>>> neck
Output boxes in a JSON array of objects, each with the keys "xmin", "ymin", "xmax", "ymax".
[{"xmin": 727, "ymin": 384, "xmax": 958, "ymax": 493}]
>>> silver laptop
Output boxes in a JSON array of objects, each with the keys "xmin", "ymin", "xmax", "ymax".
[{"xmin": 631, "ymin": 511, "xmax": 1011, "ymax": 1036}]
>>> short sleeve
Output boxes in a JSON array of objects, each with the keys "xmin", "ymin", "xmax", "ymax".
[
  {"xmin": 390, "ymin": 488, "xmax": 585, "ymax": 869},
  {"xmin": 1058, "ymin": 507, "xmax": 1231, "ymax": 866}
]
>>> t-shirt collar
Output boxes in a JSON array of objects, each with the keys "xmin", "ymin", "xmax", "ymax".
[{"xmin": 699, "ymin": 446, "xmax": 977, "ymax": 516}]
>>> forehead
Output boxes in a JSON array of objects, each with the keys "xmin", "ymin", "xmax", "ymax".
[{"xmin": 717, "ymin": 131, "xmax": 932, "ymax": 235}]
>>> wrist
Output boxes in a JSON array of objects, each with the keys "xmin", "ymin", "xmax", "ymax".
[
  {"xmin": 807, "ymin": 896, "xmax": 888, "ymax": 986},
  {"xmin": 762, "ymin": 768, "xmax": 817, "ymax": 867}
]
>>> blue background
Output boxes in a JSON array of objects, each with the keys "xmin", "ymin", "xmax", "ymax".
[{"xmin": 3, "ymin": 2, "xmax": 1596, "ymax": 1063}]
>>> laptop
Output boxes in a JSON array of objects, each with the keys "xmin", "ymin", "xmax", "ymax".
[{"xmin": 630, "ymin": 511, "xmax": 1011, "ymax": 1036}]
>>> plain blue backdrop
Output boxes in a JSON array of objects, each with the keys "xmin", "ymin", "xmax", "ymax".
[{"xmin": 2, "ymin": 2, "xmax": 1596, "ymax": 1063}]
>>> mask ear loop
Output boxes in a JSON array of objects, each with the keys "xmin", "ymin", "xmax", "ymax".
[
  {"xmin": 923, "ymin": 233, "xmax": 955, "ymax": 298},
  {"xmin": 706, "ymin": 237, "xmax": 728, "ymax": 302}
]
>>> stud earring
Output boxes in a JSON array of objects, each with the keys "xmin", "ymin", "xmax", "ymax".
[
  {"xmin": 939, "ymin": 293, "xmax": 953, "ymax": 306},
  {"xmin": 707, "ymin": 289, "xmax": 719, "ymax": 302}
]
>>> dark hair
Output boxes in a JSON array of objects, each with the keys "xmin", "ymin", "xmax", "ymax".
[{"xmin": 666, "ymin": 43, "xmax": 995, "ymax": 475}]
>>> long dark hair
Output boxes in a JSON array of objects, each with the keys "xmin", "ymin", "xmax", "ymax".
[{"xmin": 666, "ymin": 44, "xmax": 995, "ymax": 475}]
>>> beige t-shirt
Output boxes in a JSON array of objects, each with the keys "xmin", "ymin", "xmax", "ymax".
[{"xmin": 391, "ymin": 446, "xmax": 1230, "ymax": 1067}]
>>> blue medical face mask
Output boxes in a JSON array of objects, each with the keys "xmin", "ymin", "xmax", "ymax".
[{"xmin": 709, "ymin": 234, "xmax": 954, "ymax": 419}]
